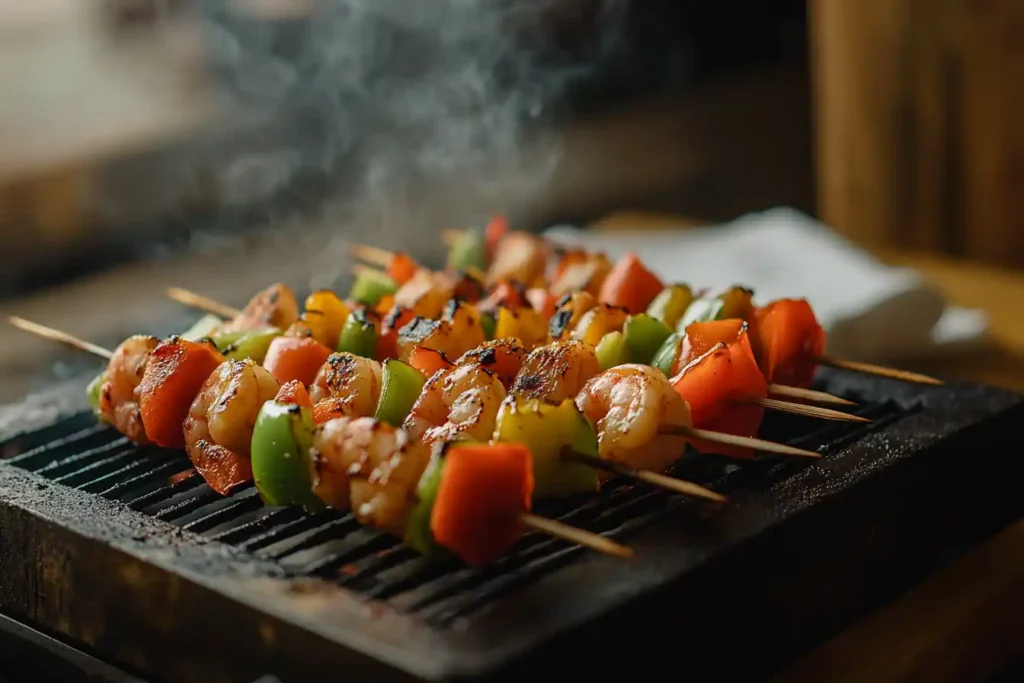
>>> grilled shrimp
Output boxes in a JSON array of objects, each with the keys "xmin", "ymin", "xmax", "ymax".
[
  {"xmin": 549, "ymin": 291, "xmax": 597, "ymax": 339},
  {"xmin": 99, "ymin": 335, "xmax": 160, "ymax": 443},
  {"xmin": 310, "ymin": 417, "xmax": 430, "ymax": 536},
  {"xmin": 308, "ymin": 352, "xmax": 383, "ymax": 418},
  {"xmin": 394, "ymin": 270, "xmax": 453, "ymax": 319},
  {"xmin": 575, "ymin": 364, "xmax": 691, "ymax": 473},
  {"xmin": 403, "ymin": 362, "xmax": 507, "ymax": 445},
  {"xmin": 184, "ymin": 359, "xmax": 280, "ymax": 492},
  {"xmin": 486, "ymin": 231, "xmax": 547, "ymax": 287},
  {"xmin": 396, "ymin": 300, "xmax": 485, "ymax": 362},
  {"xmin": 219, "ymin": 283, "xmax": 300, "ymax": 333},
  {"xmin": 456, "ymin": 338, "xmax": 527, "ymax": 391},
  {"xmin": 511, "ymin": 340, "xmax": 600, "ymax": 403}
]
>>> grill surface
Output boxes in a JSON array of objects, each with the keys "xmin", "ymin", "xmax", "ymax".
[{"xmin": 1, "ymin": 369, "xmax": 1022, "ymax": 682}]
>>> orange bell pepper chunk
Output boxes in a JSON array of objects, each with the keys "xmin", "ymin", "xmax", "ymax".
[
  {"xmin": 754, "ymin": 299, "xmax": 827, "ymax": 388},
  {"xmin": 138, "ymin": 338, "xmax": 225, "ymax": 450},
  {"xmin": 263, "ymin": 336, "xmax": 333, "ymax": 387},
  {"xmin": 671, "ymin": 331, "xmax": 768, "ymax": 459},
  {"xmin": 431, "ymin": 442, "xmax": 535, "ymax": 567},
  {"xmin": 598, "ymin": 252, "xmax": 664, "ymax": 314},
  {"xmin": 674, "ymin": 319, "xmax": 747, "ymax": 374},
  {"xmin": 189, "ymin": 435, "xmax": 253, "ymax": 495},
  {"xmin": 408, "ymin": 346, "xmax": 454, "ymax": 379},
  {"xmin": 274, "ymin": 379, "xmax": 313, "ymax": 409},
  {"xmin": 387, "ymin": 252, "xmax": 419, "ymax": 286},
  {"xmin": 312, "ymin": 401, "xmax": 346, "ymax": 425}
]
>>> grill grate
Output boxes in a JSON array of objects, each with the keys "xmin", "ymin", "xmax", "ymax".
[{"xmin": 0, "ymin": 391, "xmax": 914, "ymax": 628}]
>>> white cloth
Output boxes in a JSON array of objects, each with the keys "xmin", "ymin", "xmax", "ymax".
[{"xmin": 543, "ymin": 207, "xmax": 989, "ymax": 363}]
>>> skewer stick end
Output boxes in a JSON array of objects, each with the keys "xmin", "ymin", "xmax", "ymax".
[{"xmin": 519, "ymin": 512, "xmax": 634, "ymax": 559}]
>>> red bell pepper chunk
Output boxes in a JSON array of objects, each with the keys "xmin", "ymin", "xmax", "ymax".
[
  {"xmin": 754, "ymin": 299, "xmax": 827, "ymax": 388},
  {"xmin": 378, "ymin": 306, "xmax": 417, "ymax": 361},
  {"xmin": 671, "ymin": 328, "xmax": 768, "ymax": 459},
  {"xmin": 408, "ymin": 346, "xmax": 454, "ymax": 379},
  {"xmin": 430, "ymin": 442, "xmax": 535, "ymax": 566},
  {"xmin": 138, "ymin": 338, "xmax": 225, "ymax": 450},
  {"xmin": 598, "ymin": 252, "xmax": 664, "ymax": 314},
  {"xmin": 675, "ymin": 319, "xmax": 747, "ymax": 374},
  {"xmin": 479, "ymin": 281, "xmax": 528, "ymax": 313},
  {"xmin": 526, "ymin": 287, "xmax": 558, "ymax": 320}
]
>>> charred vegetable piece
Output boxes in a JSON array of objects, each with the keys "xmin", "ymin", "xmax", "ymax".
[
  {"xmin": 337, "ymin": 309, "xmax": 379, "ymax": 359},
  {"xmin": 646, "ymin": 285, "xmax": 694, "ymax": 330},
  {"xmin": 623, "ymin": 314, "xmax": 672, "ymax": 365},
  {"xmin": 350, "ymin": 268, "xmax": 398, "ymax": 307},
  {"xmin": 405, "ymin": 453, "xmax": 446, "ymax": 556},
  {"xmin": 492, "ymin": 397, "xmax": 599, "ymax": 498},
  {"xmin": 651, "ymin": 332, "xmax": 683, "ymax": 376},
  {"xmin": 447, "ymin": 229, "xmax": 487, "ymax": 272},
  {"xmin": 251, "ymin": 400, "xmax": 322, "ymax": 509},
  {"xmin": 138, "ymin": 338, "xmax": 225, "ymax": 450},
  {"xmin": 181, "ymin": 314, "xmax": 223, "ymax": 342},
  {"xmin": 677, "ymin": 286, "xmax": 755, "ymax": 331},
  {"xmin": 595, "ymin": 331, "xmax": 629, "ymax": 370},
  {"xmin": 430, "ymin": 442, "xmax": 534, "ymax": 567},
  {"xmin": 215, "ymin": 327, "xmax": 281, "ymax": 363},
  {"xmin": 375, "ymin": 359, "xmax": 427, "ymax": 427},
  {"xmin": 671, "ymin": 330, "xmax": 767, "ymax": 459}
]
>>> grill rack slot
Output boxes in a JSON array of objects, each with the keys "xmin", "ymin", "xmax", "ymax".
[{"xmin": 0, "ymin": 391, "xmax": 915, "ymax": 627}]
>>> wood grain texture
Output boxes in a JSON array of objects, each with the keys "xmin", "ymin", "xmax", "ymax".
[{"xmin": 811, "ymin": 0, "xmax": 1024, "ymax": 267}]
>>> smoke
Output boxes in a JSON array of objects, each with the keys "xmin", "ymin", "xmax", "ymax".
[{"xmin": 202, "ymin": 0, "xmax": 627, "ymax": 227}]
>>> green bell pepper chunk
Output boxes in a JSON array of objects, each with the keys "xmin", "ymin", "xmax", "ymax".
[
  {"xmin": 405, "ymin": 454, "xmax": 447, "ymax": 556},
  {"xmin": 447, "ymin": 229, "xmax": 487, "ymax": 272},
  {"xmin": 86, "ymin": 373, "xmax": 106, "ymax": 421},
  {"xmin": 595, "ymin": 331, "xmax": 629, "ymax": 370},
  {"xmin": 677, "ymin": 297, "xmax": 725, "ymax": 331},
  {"xmin": 181, "ymin": 314, "xmax": 224, "ymax": 342},
  {"xmin": 375, "ymin": 359, "xmax": 427, "ymax": 427},
  {"xmin": 349, "ymin": 268, "xmax": 398, "ymax": 307},
  {"xmin": 251, "ymin": 400, "xmax": 323, "ymax": 510},
  {"xmin": 337, "ymin": 310, "xmax": 379, "ymax": 359},
  {"xmin": 480, "ymin": 311, "xmax": 496, "ymax": 340},
  {"xmin": 624, "ymin": 314, "xmax": 672, "ymax": 365},
  {"xmin": 651, "ymin": 332, "xmax": 683, "ymax": 376},
  {"xmin": 646, "ymin": 284, "xmax": 694, "ymax": 330},
  {"xmin": 214, "ymin": 327, "xmax": 281, "ymax": 363},
  {"xmin": 492, "ymin": 397, "xmax": 599, "ymax": 498}
]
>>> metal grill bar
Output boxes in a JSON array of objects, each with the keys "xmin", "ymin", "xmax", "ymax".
[{"xmin": 0, "ymin": 393, "xmax": 918, "ymax": 631}]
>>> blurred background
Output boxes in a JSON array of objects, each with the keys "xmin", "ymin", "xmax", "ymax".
[{"xmin": 1, "ymin": 0, "xmax": 1023, "ymax": 400}]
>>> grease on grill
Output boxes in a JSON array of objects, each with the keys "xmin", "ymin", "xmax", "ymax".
[{"xmin": 0, "ymin": 390, "xmax": 912, "ymax": 627}]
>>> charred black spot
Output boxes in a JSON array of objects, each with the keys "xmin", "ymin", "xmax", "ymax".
[
  {"xmin": 476, "ymin": 348, "xmax": 498, "ymax": 366},
  {"xmin": 443, "ymin": 298, "xmax": 461, "ymax": 320},
  {"xmin": 384, "ymin": 307, "xmax": 407, "ymax": 330},
  {"xmin": 555, "ymin": 293, "xmax": 573, "ymax": 308},
  {"xmin": 400, "ymin": 317, "xmax": 441, "ymax": 342},
  {"xmin": 513, "ymin": 374, "xmax": 544, "ymax": 393},
  {"xmin": 549, "ymin": 308, "xmax": 573, "ymax": 337}
]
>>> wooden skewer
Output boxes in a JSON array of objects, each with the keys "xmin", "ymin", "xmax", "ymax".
[
  {"xmin": 8, "ymin": 316, "xmax": 113, "ymax": 360},
  {"xmin": 518, "ymin": 511, "xmax": 633, "ymax": 558},
  {"xmin": 166, "ymin": 288, "xmax": 241, "ymax": 319},
  {"xmin": 766, "ymin": 384, "xmax": 856, "ymax": 406},
  {"xmin": 563, "ymin": 452, "xmax": 725, "ymax": 502},
  {"xmin": 661, "ymin": 424, "xmax": 821, "ymax": 458},
  {"xmin": 348, "ymin": 243, "xmax": 396, "ymax": 268},
  {"xmin": 442, "ymin": 229, "xmax": 462, "ymax": 247},
  {"xmin": 10, "ymin": 316, "xmax": 633, "ymax": 562},
  {"xmin": 815, "ymin": 355, "xmax": 943, "ymax": 386},
  {"xmin": 745, "ymin": 397, "xmax": 870, "ymax": 423}
]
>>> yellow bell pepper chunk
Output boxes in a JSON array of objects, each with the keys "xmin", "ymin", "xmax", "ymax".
[
  {"xmin": 301, "ymin": 290, "xmax": 350, "ymax": 349},
  {"xmin": 495, "ymin": 306, "xmax": 548, "ymax": 350},
  {"xmin": 570, "ymin": 303, "xmax": 629, "ymax": 347},
  {"xmin": 646, "ymin": 284, "xmax": 694, "ymax": 329}
]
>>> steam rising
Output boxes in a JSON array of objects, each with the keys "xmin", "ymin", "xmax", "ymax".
[{"xmin": 195, "ymin": 0, "xmax": 625, "ymax": 248}]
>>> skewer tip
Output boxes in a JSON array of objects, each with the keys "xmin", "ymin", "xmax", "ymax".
[{"xmin": 519, "ymin": 512, "xmax": 634, "ymax": 559}]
